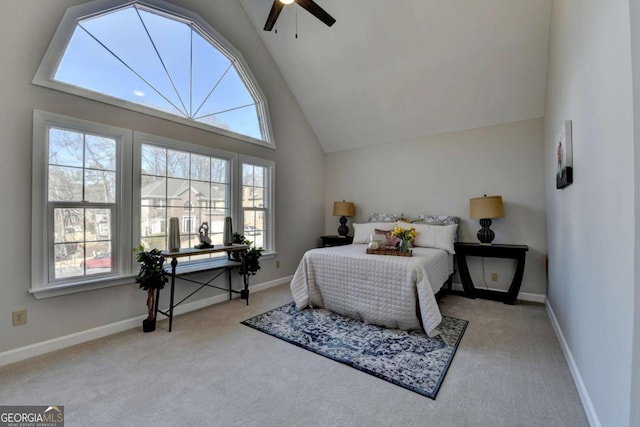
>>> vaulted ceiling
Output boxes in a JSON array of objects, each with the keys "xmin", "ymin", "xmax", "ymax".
[{"xmin": 240, "ymin": 0, "xmax": 552, "ymax": 153}]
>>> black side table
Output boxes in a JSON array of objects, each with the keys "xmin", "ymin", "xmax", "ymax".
[
  {"xmin": 320, "ymin": 235, "xmax": 353, "ymax": 247},
  {"xmin": 454, "ymin": 242, "xmax": 529, "ymax": 304}
]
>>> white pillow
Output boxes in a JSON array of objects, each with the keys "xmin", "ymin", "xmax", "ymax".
[
  {"xmin": 352, "ymin": 222, "xmax": 396, "ymax": 244},
  {"xmin": 397, "ymin": 221, "xmax": 458, "ymax": 254}
]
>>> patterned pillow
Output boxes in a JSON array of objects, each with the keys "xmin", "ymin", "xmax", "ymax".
[
  {"xmin": 416, "ymin": 214, "xmax": 460, "ymax": 225},
  {"xmin": 414, "ymin": 215, "xmax": 461, "ymax": 242},
  {"xmin": 368, "ymin": 213, "xmax": 406, "ymax": 223}
]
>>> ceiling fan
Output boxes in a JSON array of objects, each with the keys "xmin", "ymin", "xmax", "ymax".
[{"xmin": 263, "ymin": 0, "xmax": 336, "ymax": 31}]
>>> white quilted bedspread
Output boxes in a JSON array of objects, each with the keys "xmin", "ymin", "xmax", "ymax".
[{"xmin": 290, "ymin": 244, "xmax": 452, "ymax": 337}]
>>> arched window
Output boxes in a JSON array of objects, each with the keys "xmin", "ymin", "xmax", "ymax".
[{"xmin": 33, "ymin": 0, "xmax": 274, "ymax": 147}]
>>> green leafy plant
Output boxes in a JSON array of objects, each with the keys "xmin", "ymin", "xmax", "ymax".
[
  {"xmin": 133, "ymin": 245, "xmax": 167, "ymax": 328},
  {"xmin": 232, "ymin": 233, "xmax": 264, "ymax": 276}
]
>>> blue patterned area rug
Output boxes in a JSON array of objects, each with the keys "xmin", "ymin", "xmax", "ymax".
[{"xmin": 241, "ymin": 302, "xmax": 468, "ymax": 399}]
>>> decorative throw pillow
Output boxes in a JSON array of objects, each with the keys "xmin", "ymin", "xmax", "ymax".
[
  {"xmin": 375, "ymin": 229, "xmax": 399, "ymax": 247},
  {"xmin": 352, "ymin": 222, "xmax": 396, "ymax": 244},
  {"xmin": 368, "ymin": 213, "xmax": 406, "ymax": 223},
  {"xmin": 397, "ymin": 221, "xmax": 457, "ymax": 254}
]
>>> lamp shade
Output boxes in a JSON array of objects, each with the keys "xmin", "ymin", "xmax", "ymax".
[
  {"xmin": 469, "ymin": 195, "xmax": 505, "ymax": 219},
  {"xmin": 333, "ymin": 201, "xmax": 355, "ymax": 217}
]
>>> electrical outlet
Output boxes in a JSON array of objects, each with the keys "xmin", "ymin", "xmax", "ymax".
[
  {"xmin": 275, "ymin": 260, "xmax": 280, "ymax": 268},
  {"xmin": 12, "ymin": 309, "xmax": 27, "ymax": 326},
  {"xmin": 491, "ymin": 273, "xmax": 498, "ymax": 282}
]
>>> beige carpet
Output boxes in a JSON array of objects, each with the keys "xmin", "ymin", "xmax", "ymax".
[{"xmin": 0, "ymin": 284, "xmax": 588, "ymax": 427}]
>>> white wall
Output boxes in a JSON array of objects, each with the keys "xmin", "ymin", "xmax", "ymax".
[
  {"xmin": 0, "ymin": 0, "xmax": 325, "ymax": 354},
  {"xmin": 544, "ymin": 1, "xmax": 635, "ymax": 426},
  {"xmin": 325, "ymin": 118, "xmax": 547, "ymax": 296},
  {"xmin": 629, "ymin": 0, "xmax": 640, "ymax": 424}
]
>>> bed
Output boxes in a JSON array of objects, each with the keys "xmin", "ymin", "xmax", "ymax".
[{"xmin": 290, "ymin": 221, "xmax": 457, "ymax": 337}]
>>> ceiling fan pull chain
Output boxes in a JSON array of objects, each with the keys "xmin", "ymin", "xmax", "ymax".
[{"xmin": 295, "ymin": 9, "xmax": 298, "ymax": 39}]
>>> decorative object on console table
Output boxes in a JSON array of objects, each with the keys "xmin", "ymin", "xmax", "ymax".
[
  {"xmin": 556, "ymin": 120, "xmax": 573, "ymax": 189},
  {"xmin": 195, "ymin": 221, "xmax": 213, "ymax": 249},
  {"xmin": 321, "ymin": 235, "xmax": 353, "ymax": 247},
  {"xmin": 333, "ymin": 200, "xmax": 355, "ymax": 236},
  {"xmin": 454, "ymin": 242, "xmax": 528, "ymax": 304},
  {"xmin": 223, "ymin": 216, "xmax": 233, "ymax": 246},
  {"xmin": 168, "ymin": 217, "xmax": 180, "ymax": 251},
  {"xmin": 469, "ymin": 195, "xmax": 505, "ymax": 245}
]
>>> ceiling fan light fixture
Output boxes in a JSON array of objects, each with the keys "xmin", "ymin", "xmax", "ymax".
[{"xmin": 280, "ymin": 0, "xmax": 295, "ymax": 4}]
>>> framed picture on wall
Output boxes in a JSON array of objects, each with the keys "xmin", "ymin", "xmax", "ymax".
[{"xmin": 556, "ymin": 120, "xmax": 573, "ymax": 189}]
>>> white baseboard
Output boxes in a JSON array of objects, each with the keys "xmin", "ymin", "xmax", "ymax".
[
  {"xmin": 449, "ymin": 282, "xmax": 546, "ymax": 303},
  {"xmin": 546, "ymin": 299, "xmax": 600, "ymax": 427},
  {"xmin": 0, "ymin": 275, "xmax": 293, "ymax": 368}
]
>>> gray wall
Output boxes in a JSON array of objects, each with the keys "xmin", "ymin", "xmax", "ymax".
[
  {"xmin": 545, "ymin": 0, "xmax": 635, "ymax": 425},
  {"xmin": 325, "ymin": 118, "xmax": 547, "ymax": 297},
  {"xmin": 631, "ymin": 0, "xmax": 640, "ymax": 424},
  {"xmin": 0, "ymin": 0, "xmax": 325, "ymax": 354}
]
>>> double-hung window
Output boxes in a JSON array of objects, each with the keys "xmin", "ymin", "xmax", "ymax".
[{"xmin": 31, "ymin": 111, "xmax": 133, "ymax": 296}]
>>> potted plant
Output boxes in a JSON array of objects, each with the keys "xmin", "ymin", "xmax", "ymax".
[
  {"xmin": 232, "ymin": 232, "xmax": 264, "ymax": 276},
  {"xmin": 133, "ymin": 245, "xmax": 167, "ymax": 332}
]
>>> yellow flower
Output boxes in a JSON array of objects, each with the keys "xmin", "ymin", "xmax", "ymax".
[{"xmin": 391, "ymin": 226, "xmax": 418, "ymax": 241}]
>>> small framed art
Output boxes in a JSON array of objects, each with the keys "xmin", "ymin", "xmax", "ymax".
[{"xmin": 556, "ymin": 120, "xmax": 573, "ymax": 189}]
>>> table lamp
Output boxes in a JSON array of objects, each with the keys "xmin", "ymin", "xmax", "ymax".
[
  {"xmin": 469, "ymin": 195, "xmax": 504, "ymax": 245},
  {"xmin": 333, "ymin": 200, "xmax": 355, "ymax": 236}
]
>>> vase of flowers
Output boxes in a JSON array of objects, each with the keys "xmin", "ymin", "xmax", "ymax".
[{"xmin": 391, "ymin": 226, "xmax": 417, "ymax": 253}]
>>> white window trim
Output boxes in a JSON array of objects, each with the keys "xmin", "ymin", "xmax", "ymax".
[
  {"xmin": 31, "ymin": 110, "xmax": 134, "ymax": 299},
  {"xmin": 239, "ymin": 155, "xmax": 276, "ymax": 255},
  {"xmin": 32, "ymin": 0, "xmax": 275, "ymax": 149}
]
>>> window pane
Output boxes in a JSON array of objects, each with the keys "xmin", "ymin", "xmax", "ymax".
[
  {"xmin": 195, "ymin": 66, "xmax": 255, "ymax": 118},
  {"xmin": 85, "ymin": 135, "xmax": 116, "ymax": 171},
  {"xmin": 49, "ymin": 166, "xmax": 83, "ymax": 202},
  {"xmin": 85, "ymin": 170, "xmax": 116, "ymax": 203},
  {"xmin": 54, "ymin": 243, "xmax": 84, "ymax": 279},
  {"xmin": 82, "ymin": 242, "xmax": 112, "ymax": 276},
  {"xmin": 86, "ymin": 209, "xmax": 111, "ymax": 241},
  {"xmin": 54, "ymin": 208, "xmax": 84, "ymax": 243},
  {"xmin": 211, "ymin": 158, "xmax": 227, "ymax": 183},
  {"xmin": 244, "ymin": 209, "xmax": 265, "ymax": 248},
  {"xmin": 49, "ymin": 128, "xmax": 83, "ymax": 167},
  {"xmin": 198, "ymin": 105, "xmax": 262, "ymax": 141},
  {"xmin": 191, "ymin": 31, "xmax": 233, "ymax": 112},
  {"xmin": 167, "ymin": 149, "xmax": 189, "ymax": 178},
  {"xmin": 141, "ymin": 206, "xmax": 167, "ymax": 238},
  {"xmin": 141, "ymin": 144, "xmax": 167, "ymax": 176},
  {"xmin": 141, "ymin": 175, "xmax": 167, "ymax": 203},
  {"xmin": 166, "ymin": 178, "xmax": 190, "ymax": 207},
  {"xmin": 190, "ymin": 153, "xmax": 210, "ymax": 182}
]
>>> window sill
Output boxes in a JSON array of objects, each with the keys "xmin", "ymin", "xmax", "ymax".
[{"xmin": 30, "ymin": 274, "xmax": 136, "ymax": 299}]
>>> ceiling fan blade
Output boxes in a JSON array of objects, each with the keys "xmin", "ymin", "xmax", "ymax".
[
  {"xmin": 263, "ymin": 0, "xmax": 285, "ymax": 31},
  {"xmin": 296, "ymin": 0, "xmax": 336, "ymax": 27}
]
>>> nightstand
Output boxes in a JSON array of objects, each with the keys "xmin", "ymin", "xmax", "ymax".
[
  {"xmin": 454, "ymin": 242, "xmax": 528, "ymax": 304},
  {"xmin": 320, "ymin": 235, "xmax": 353, "ymax": 247}
]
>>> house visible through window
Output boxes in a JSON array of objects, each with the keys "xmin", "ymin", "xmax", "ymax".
[{"xmin": 139, "ymin": 139, "xmax": 231, "ymax": 255}]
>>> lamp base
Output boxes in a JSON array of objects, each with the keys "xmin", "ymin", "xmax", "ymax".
[
  {"xmin": 477, "ymin": 218, "xmax": 495, "ymax": 244},
  {"xmin": 337, "ymin": 216, "xmax": 349, "ymax": 236}
]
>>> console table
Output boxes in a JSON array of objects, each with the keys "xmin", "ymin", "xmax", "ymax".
[
  {"xmin": 454, "ymin": 242, "xmax": 528, "ymax": 304},
  {"xmin": 156, "ymin": 244, "xmax": 250, "ymax": 332}
]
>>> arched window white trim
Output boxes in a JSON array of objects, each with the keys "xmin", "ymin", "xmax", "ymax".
[{"xmin": 33, "ymin": 0, "xmax": 275, "ymax": 148}]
